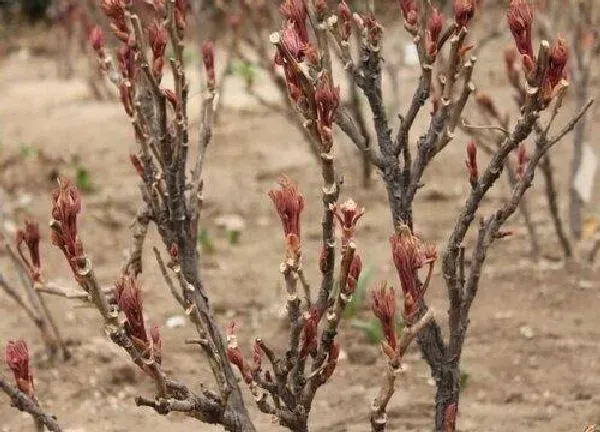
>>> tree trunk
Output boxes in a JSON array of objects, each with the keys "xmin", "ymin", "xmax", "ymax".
[
  {"xmin": 434, "ymin": 365, "xmax": 460, "ymax": 432},
  {"xmin": 181, "ymin": 237, "xmax": 257, "ymax": 432}
]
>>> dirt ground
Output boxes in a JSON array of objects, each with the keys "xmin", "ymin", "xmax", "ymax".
[{"xmin": 1, "ymin": 22, "xmax": 599, "ymax": 432}]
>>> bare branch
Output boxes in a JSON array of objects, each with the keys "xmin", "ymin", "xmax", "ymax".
[
  {"xmin": 370, "ymin": 309, "xmax": 435, "ymax": 431},
  {"xmin": 0, "ymin": 377, "xmax": 63, "ymax": 432}
]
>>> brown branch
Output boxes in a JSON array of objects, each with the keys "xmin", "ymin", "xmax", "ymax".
[
  {"xmin": 0, "ymin": 377, "xmax": 63, "ymax": 432},
  {"xmin": 539, "ymin": 151, "xmax": 572, "ymax": 259},
  {"xmin": 121, "ymin": 205, "xmax": 150, "ymax": 276},
  {"xmin": 370, "ymin": 309, "xmax": 435, "ymax": 432},
  {"xmin": 134, "ymin": 384, "xmax": 259, "ymax": 430},
  {"xmin": 3, "ymin": 242, "xmax": 61, "ymax": 359},
  {"xmin": 189, "ymin": 83, "xmax": 216, "ymax": 245},
  {"xmin": 334, "ymin": 108, "xmax": 383, "ymax": 168},
  {"xmin": 153, "ymin": 247, "xmax": 184, "ymax": 307},
  {"xmin": 0, "ymin": 273, "xmax": 39, "ymax": 323},
  {"xmin": 462, "ymin": 113, "xmax": 541, "ymax": 259},
  {"xmin": 314, "ymin": 150, "xmax": 340, "ymax": 316}
]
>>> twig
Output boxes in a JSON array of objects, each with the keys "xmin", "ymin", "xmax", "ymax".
[
  {"xmin": 189, "ymin": 83, "xmax": 217, "ymax": 243},
  {"xmin": 0, "ymin": 377, "xmax": 63, "ymax": 432},
  {"xmin": 3, "ymin": 243, "xmax": 60, "ymax": 358},
  {"xmin": 153, "ymin": 247, "xmax": 184, "ymax": 307},
  {"xmin": 370, "ymin": 309, "xmax": 435, "ymax": 431},
  {"xmin": 121, "ymin": 205, "xmax": 150, "ymax": 277},
  {"xmin": 0, "ymin": 273, "xmax": 38, "ymax": 322}
]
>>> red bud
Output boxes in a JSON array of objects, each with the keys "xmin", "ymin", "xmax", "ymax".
[{"xmin": 201, "ymin": 41, "xmax": 215, "ymax": 89}]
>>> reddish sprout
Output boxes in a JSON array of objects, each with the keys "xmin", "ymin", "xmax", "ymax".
[
  {"xmin": 465, "ymin": 140, "xmax": 478, "ymax": 187},
  {"xmin": 334, "ymin": 198, "xmax": 364, "ymax": 246},
  {"xmin": 361, "ymin": 13, "xmax": 383, "ymax": 46},
  {"xmin": 345, "ymin": 254, "xmax": 362, "ymax": 296},
  {"xmin": 429, "ymin": 8, "xmax": 444, "ymax": 40},
  {"xmin": 268, "ymin": 176, "xmax": 304, "ymax": 239},
  {"xmin": 426, "ymin": 8, "xmax": 445, "ymax": 57},
  {"xmin": 507, "ymin": 0, "xmax": 534, "ymax": 72},
  {"xmin": 543, "ymin": 36, "xmax": 568, "ymax": 101},
  {"xmin": 201, "ymin": 41, "xmax": 215, "ymax": 89},
  {"xmin": 389, "ymin": 225, "xmax": 436, "ymax": 302},
  {"xmin": 51, "ymin": 178, "xmax": 84, "ymax": 265},
  {"xmin": 117, "ymin": 276, "xmax": 148, "ymax": 346},
  {"xmin": 116, "ymin": 44, "xmax": 136, "ymax": 81},
  {"xmin": 226, "ymin": 347, "xmax": 251, "ymax": 383},
  {"xmin": 454, "ymin": 0, "xmax": 475, "ymax": 28},
  {"xmin": 5, "ymin": 340, "xmax": 34, "ymax": 397},
  {"xmin": 321, "ymin": 341, "xmax": 340, "ymax": 381},
  {"xmin": 225, "ymin": 321, "xmax": 253, "ymax": 384},
  {"xmin": 371, "ymin": 282, "xmax": 397, "ymax": 353},
  {"xmin": 399, "ymin": 0, "xmax": 418, "ymax": 28},
  {"xmin": 280, "ymin": 21, "xmax": 305, "ymax": 62},
  {"xmin": 16, "ymin": 220, "xmax": 42, "ymax": 283},
  {"xmin": 174, "ymin": 0, "xmax": 187, "ymax": 34},
  {"xmin": 315, "ymin": 0, "xmax": 328, "ymax": 17},
  {"xmin": 100, "ymin": 0, "xmax": 129, "ymax": 42},
  {"xmin": 315, "ymin": 74, "xmax": 341, "ymax": 150},
  {"xmin": 299, "ymin": 311, "xmax": 318, "ymax": 360},
  {"xmin": 148, "ymin": 22, "xmax": 168, "ymax": 79},
  {"xmin": 516, "ymin": 143, "xmax": 528, "ymax": 180},
  {"xmin": 315, "ymin": 74, "xmax": 340, "ymax": 127},
  {"xmin": 338, "ymin": 0, "xmax": 353, "ymax": 42},
  {"xmin": 89, "ymin": 25, "xmax": 104, "ymax": 52},
  {"xmin": 280, "ymin": 0, "xmax": 308, "ymax": 43}
]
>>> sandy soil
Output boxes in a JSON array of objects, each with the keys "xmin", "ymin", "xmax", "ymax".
[{"xmin": 0, "ymin": 24, "xmax": 599, "ymax": 432}]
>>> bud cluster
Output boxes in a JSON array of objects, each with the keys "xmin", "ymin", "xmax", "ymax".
[
  {"xmin": 506, "ymin": 0, "xmax": 569, "ymax": 103},
  {"xmin": 225, "ymin": 322, "xmax": 263, "ymax": 384},
  {"xmin": 113, "ymin": 275, "xmax": 162, "ymax": 366},
  {"xmin": 5, "ymin": 340, "xmax": 34, "ymax": 398},
  {"xmin": 389, "ymin": 225, "xmax": 437, "ymax": 320},
  {"xmin": 50, "ymin": 178, "xmax": 84, "ymax": 274},
  {"xmin": 268, "ymin": 176, "xmax": 305, "ymax": 263},
  {"xmin": 16, "ymin": 220, "xmax": 42, "ymax": 283},
  {"xmin": 272, "ymin": 0, "xmax": 341, "ymax": 151}
]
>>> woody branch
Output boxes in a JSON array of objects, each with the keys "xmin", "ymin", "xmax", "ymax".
[
  {"xmin": 78, "ymin": 0, "xmax": 257, "ymax": 430},
  {"xmin": 270, "ymin": 1, "xmax": 593, "ymax": 430}
]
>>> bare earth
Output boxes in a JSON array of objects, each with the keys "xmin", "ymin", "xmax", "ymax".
[{"xmin": 0, "ymin": 30, "xmax": 599, "ymax": 432}]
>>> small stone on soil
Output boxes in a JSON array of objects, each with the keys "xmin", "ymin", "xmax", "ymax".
[{"xmin": 519, "ymin": 326, "xmax": 535, "ymax": 339}]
